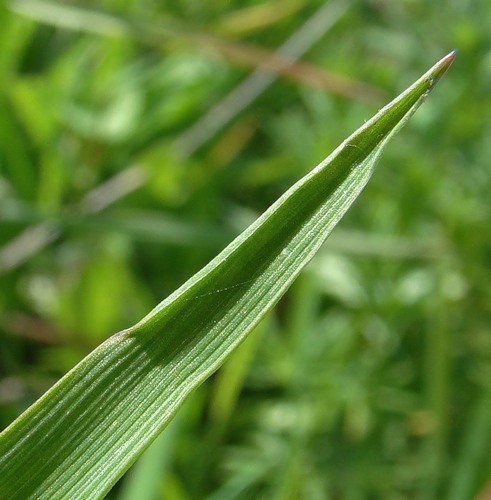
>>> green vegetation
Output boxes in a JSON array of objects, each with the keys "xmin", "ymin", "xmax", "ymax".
[
  {"xmin": 0, "ymin": 1, "xmax": 488, "ymax": 499},
  {"xmin": 0, "ymin": 47, "xmax": 453, "ymax": 498}
]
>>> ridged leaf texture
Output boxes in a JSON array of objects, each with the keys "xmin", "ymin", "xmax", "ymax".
[{"xmin": 0, "ymin": 52, "xmax": 454, "ymax": 499}]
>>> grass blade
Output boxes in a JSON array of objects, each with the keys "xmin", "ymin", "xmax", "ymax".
[{"xmin": 0, "ymin": 52, "xmax": 454, "ymax": 499}]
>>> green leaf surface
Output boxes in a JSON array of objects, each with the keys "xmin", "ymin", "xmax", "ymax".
[{"xmin": 0, "ymin": 52, "xmax": 454, "ymax": 499}]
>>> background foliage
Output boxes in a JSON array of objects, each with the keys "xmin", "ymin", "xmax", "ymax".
[{"xmin": 0, "ymin": 1, "xmax": 488, "ymax": 498}]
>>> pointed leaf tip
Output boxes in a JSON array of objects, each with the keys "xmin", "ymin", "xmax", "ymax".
[
  {"xmin": 440, "ymin": 49, "xmax": 457, "ymax": 68},
  {"xmin": 428, "ymin": 50, "xmax": 456, "ymax": 86}
]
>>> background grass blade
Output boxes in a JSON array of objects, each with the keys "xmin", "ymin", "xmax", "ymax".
[{"xmin": 0, "ymin": 53, "xmax": 454, "ymax": 499}]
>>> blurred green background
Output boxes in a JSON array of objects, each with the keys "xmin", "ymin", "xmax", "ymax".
[{"xmin": 0, "ymin": 0, "xmax": 490, "ymax": 498}]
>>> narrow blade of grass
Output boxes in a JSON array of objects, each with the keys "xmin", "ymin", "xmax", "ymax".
[{"xmin": 0, "ymin": 52, "xmax": 454, "ymax": 499}]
